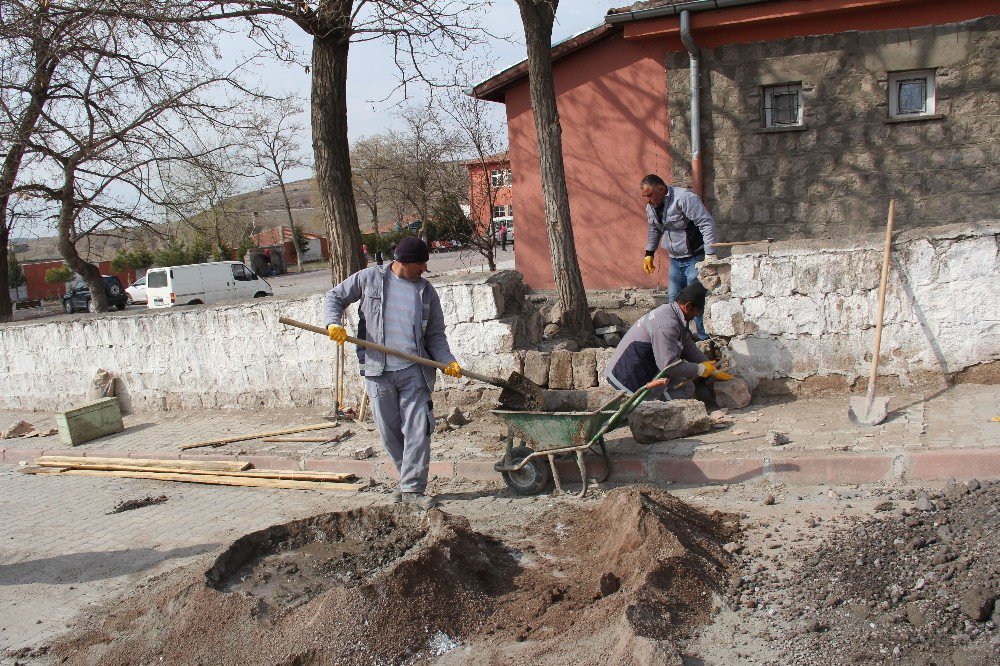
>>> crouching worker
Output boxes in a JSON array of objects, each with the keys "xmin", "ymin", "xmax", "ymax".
[
  {"xmin": 605, "ymin": 282, "xmax": 732, "ymax": 400},
  {"xmin": 323, "ymin": 236, "xmax": 462, "ymax": 510}
]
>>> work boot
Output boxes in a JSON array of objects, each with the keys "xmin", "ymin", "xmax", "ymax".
[
  {"xmin": 390, "ymin": 489, "xmax": 403, "ymax": 504},
  {"xmin": 402, "ymin": 492, "xmax": 438, "ymax": 510}
]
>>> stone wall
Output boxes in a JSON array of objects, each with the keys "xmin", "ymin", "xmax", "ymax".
[
  {"xmin": 667, "ymin": 16, "xmax": 998, "ymax": 241},
  {"xmin": 702, "ymin": 221, "xmax": 1000, "ymax": 392},
  {"xmin": 0, "ymin": 271, "xmax": 535, "ymax": 413}
]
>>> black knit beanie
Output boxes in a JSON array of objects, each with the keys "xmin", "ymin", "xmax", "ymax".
[{"xmin": 394, "ymin": 236, "xmax": 429, "ymax": 263}]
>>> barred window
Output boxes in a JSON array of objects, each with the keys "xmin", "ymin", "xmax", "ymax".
[
  {"xmin": 763, "ymin": 83, "xmax": 803, "ymax": 128},
  {"xmin": 889, "ymin": 70, "xmax": 935, "ymax": 117}
]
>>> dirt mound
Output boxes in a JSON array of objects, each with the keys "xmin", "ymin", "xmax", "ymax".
[
  {"xmin": 456, "ymin": 485, "xmax": 740, "ymax": 664},
  {"xmin": 53, "ymin": 487, "xmax": 738, "ymax": 665},
  {"xmin": 754, "ymin": 480, "xmax": 999, "ymax": 665},
  {"xmin": 55, "ymin": 506, "xmax": 516, "ymax": 665}
]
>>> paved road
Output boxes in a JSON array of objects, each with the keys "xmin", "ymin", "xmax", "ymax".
[{"xmin": 8, "ymin": 248, "xmax": 515, "ymax": 325}]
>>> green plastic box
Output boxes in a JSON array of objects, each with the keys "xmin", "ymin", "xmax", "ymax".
[{"xmin": 55, "ymin": 397, "xmax": 124, "ymax": 446}]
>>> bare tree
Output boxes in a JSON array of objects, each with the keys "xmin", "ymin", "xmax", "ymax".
[
  {"xmin": 0, "ymin": 1, "xmax": 88, "ymax": 321},
  {"xmin": 439, "ymin": 80, "xmax": 507, "ymax": 271},
  {"xmin": 10, "ymin": 7, "xmax": 246, "ymax": 311},
  {"xmin": 389, "ymin": 104, "xmax": 466, "ymax": 243},
  {"xmin": 351, "ymin": 135, "xmax": 395, "ymax": 236},
  {"xmin": 86, "ymin": 0, "xmax": 490, "ymax": 284},
  {"xmin": 249, "ymin": 99, "xmax": 311, "ymax": 271},
  {"xmin": 514, "ymin": 0, "xmax": 590, "ymax": 335}
]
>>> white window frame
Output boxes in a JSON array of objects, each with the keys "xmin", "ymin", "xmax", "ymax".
[
  {"xmin": 490, "ymin": 168, "xmax": 511, "ymax": 188},
  {"xmin": 491, "ymin": 204, "xmax": 513, "ymax": 221},
  {"xmin": 763, "ymin": 83, "xmax": 804, "ymax": 128},
  {"xmin": 888, "ymin": 69, "xmax": 936, "ymax": 118}
]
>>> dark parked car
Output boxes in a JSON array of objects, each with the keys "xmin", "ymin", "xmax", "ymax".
[{"xmin": 62, "ymin": 276, "xmax": 128, "ymax": 313}]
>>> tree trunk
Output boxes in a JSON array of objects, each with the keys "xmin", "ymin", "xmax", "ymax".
[
  {"xmin": 278, "ymin": 179, "xmax": 304, "ymax": 272},
  {"xmin": 57, "ymin": 163, "xmax": 106, "ymax": 311},
  {"xmin": 0, "ymin": 34, "xmax": 59, "ymax": 322},
  {"xmin": 311, "ymin": 31, "xmax": 364, "ymax": 284},
  {"xmin": 516, "ymin": 0, "xmax": 590, "ymax": 335}
]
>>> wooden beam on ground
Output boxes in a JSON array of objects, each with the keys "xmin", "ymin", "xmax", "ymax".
[
  {"xmin": 36, "ymin": 456, "xmax": 251, "ymax": 472},
  {"xmin": 34, "ymin": 461, "xmax": 357, "ymax": 482},
  {"xmin": 26, "ymin": 467, "xmax": 365, "ymax": 492},
  {"xmin": 178, "ymin": 422, "xmax": 338, "ymax": 450},
  {"xmin": 261, "ymin": 437, "xmax": 337, "ymax": 443}
]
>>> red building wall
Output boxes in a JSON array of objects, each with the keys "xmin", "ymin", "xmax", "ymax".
[
  {"xmin": 504, "ymin": 35, "xmax": 670, "ymax": 290},
  {"xmin": 22, "ymin": 260, "xmax": 137, "ymax": 301},
  {"xmin": 467, "ymin": 156, "xmax": 514, "ymax": 232}
]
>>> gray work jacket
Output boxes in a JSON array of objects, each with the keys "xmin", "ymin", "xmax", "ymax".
[
  {"xmin": 322, "ymin": 264, "xmax": 456, "ymax": 391},
  {"xmin": 605, "ymin": 302, "xmax": 708, "ymax": 395},
  {"xmin": 645, "ymin": 186, "xmax": 718, "ymax": 259}
]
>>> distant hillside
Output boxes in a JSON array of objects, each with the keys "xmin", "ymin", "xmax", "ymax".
[{"xmin": 10, "ymin": 176, "xmax": 381, "ymax": 264}]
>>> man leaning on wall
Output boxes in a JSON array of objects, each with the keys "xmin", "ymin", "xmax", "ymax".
[{"xmin": 640, "ymin": 173, "xmax": 718, "ymax": 340}]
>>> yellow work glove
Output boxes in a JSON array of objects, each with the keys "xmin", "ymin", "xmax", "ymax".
[
  {"xmin": 711, "ymin": 369, "xmax": 734, "ymax": 381},
  {"xmin": 443, "ymin": 361, "xmax": 462, "ymax": 378},
  {"xmin": 696, "ymin": 361, "xmax": 717, "ymax": 378},
  {"xmin": 643, "ymin": 256, "xmax": 656, "ymax": 274},
  {"xmin": 327, "ymin": 324, "xmax": 347, "ymax": 344}
]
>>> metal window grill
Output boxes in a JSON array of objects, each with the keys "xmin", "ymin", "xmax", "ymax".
[
  {"xmin": 765, "ymin": 85, "xmax": 801, "ymax": 126},
  {"xmin": 897, "ymin": 78, "xmax": 927, "ymax": 114}
]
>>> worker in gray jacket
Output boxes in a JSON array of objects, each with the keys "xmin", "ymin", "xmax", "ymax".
[
  {"xmin": 640, "ymin": 173, "xmax": 718, "ymax": 340},
  {"xmin": 324, "ymin": 236, "xmax": 461, "ymax": 509},
  {"xmin": 606, "ymin": 283, "xmax": 732, "ymax": 400}
]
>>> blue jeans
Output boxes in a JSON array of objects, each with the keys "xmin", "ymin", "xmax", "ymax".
[{"xmin": 667, "ymin": 253, "xmax": 708, "ymax": 340}]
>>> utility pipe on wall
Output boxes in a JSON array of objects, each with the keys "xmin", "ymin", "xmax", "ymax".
[{"xmin": 679, "ymin": 10, "xmax": 702, "ymax": 197}]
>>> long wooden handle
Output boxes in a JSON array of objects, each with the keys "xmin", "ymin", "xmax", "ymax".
[
  {"xmin": 279, "ymin": 317, "xmax": 503, "ymax": 387},
  {"xmin": 710, "ymin": 239, "xmax": 774, "ymax": 247},
  {"xmin": 865, "ymin": 200, "xmax": 895, "ymax": 411}
]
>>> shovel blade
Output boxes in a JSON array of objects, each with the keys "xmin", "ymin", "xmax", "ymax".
[
  {"xmin": 497, "ymin": 372, "xmax": 543, "ymax": 411},
  {"xmin": 849, "ymin": 396, "xmax": 890, "ymax": 426}
]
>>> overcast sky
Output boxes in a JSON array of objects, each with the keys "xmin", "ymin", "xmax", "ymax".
[{"xmin": 232, "ymin": 1, "xmax": 623, "ymax": 182}]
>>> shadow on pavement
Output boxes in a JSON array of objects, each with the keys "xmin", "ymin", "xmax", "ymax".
[{"xmin": 0, "ymin": 543, "xmax": 219, "ymax": 585}]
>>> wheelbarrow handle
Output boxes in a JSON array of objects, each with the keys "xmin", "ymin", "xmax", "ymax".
[{"xmin": 278, "ymin": 317, "xmax": 505, "ymax": 388}]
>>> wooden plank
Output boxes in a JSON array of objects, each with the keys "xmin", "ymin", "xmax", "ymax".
[
  {"xmin": 37, "ymin": 456, "xmax": 251, "ymax": 472},
  {"xmin": 179, "ymin": 422, "xmax": 338, "ymax": 450},
  {"xmin": 261, "ymin": 437, "xmax": 337, "ymax": 443},
  {"xmin": 35, "ymin": 461, "xmax": 356, "ymax": 482},
  {"xmin": 32, "ymin": 467, "xmax": 364, "ymax": 492}
]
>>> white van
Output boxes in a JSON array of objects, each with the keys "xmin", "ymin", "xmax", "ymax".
[{"xmin": 145, "ymin": 261, "xmax": 272, "ymax": 308}]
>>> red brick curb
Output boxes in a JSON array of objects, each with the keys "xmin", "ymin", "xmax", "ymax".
[{"xmin": 3, "ymin": 446, "xmax": 998, "ymax": 486}]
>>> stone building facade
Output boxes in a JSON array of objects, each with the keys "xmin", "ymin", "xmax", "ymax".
[{"xmin": 667, "ymin": 15, "xmax": 998, "ymax": 242}]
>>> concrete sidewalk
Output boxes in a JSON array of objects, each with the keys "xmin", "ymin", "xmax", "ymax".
[{"xmin": 1, "ymin": 384, "xmax": 998, "ymax": 488}]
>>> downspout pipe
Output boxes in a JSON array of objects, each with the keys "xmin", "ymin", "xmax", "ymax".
[{"xmin": 679, "ymin": 10, "xmax": 702, "ymax": 197}]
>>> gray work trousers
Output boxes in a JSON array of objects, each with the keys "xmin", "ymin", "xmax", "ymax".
[{"xmin": 365, "ymin": 364, "xmax": 434, "ymax": 493}]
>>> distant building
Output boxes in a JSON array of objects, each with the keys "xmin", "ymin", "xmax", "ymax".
[
  {"xmin": 466, "ymin": 152, "xmax": 514, "ymax": 237},
  {"xmin": 472, "ymin": 0, "xmax": 998, "ymax": 289},
  {"xmin": 251, "ymin": 226, "xmax": 329, "ymax": 265}
]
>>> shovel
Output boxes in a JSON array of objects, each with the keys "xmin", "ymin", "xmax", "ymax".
[
  {"xmin": 849, "ymin": 200, "xmax": 895, "ymax": 426},
  {"xmin": 279, "ymin": 317, "xmax": 543, "ymax": 411}
]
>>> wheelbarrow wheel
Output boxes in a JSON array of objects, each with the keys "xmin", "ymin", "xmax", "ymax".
[{"xmin": 500, "ymin": 446, "xmax": 552, "ymax": 496}]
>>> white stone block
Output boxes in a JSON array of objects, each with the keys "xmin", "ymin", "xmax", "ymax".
[{"xmin": 471, "ymin": 283, "xmax": 504, "ymax": 322}]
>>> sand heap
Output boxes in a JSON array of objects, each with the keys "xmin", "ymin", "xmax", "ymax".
[{"xmin": 55, "ymin": 487, "xmax": 738, "ymax": 665}]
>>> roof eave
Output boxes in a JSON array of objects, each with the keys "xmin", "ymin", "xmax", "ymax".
[{"xmin": 470, "ymin": 23, "xmax": 620, "ymax": 102}]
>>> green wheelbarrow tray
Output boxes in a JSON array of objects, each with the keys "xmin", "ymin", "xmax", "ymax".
[{"xmin": 491, "ymin": 359, "xmax": 683, "ymax": 498}]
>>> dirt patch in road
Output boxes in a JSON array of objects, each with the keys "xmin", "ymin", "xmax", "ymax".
[
  {"xmin": 53, "ymin": 487, "xmax": 738, "ymax": 665},
  {"xmin": 778, "ymin": 481, "xmax": 999, "ymax": 665}
]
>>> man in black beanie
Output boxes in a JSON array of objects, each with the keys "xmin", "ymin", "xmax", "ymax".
[
  {"xmin": 605, "ymin": 282, "xmax": 732, "ymax": 400},
  {"xmin": 323, "ymin": 235, "xmax": 462, "ymax": 509}
]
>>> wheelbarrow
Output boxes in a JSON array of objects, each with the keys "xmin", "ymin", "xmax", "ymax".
[{"xmin": 491, "ymin": 360, "xmax": 682, "ymax": 498}]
